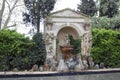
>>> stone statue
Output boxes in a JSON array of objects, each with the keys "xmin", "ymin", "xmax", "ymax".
[
  {"xmin": 45, "ymin": 46, "xmax": 55, "ymax": 71},
  {"xmin": 57, "ymin": 54, "xmax": 68, "ymax": 72},
  {"xmin": 31, "ymin": 64, "xmax": 39, "ymax": 71},
  {"xmin": 45, "ymin": 33, "xmax": 54, "ymax": 45},
  {"xmin": 63, "ymin": 34, "xmax": 70, "ymax": 45},
  {"xmin": 82, "ymin": 56, "xmax": 88, "ymax": 69},
  {"xmin": 75, "ymin": 54, "xmax": 84, "ymax": 71},
  {"xmin": 88, "ymin": 56, "xmax": 94, "ymax": 69},
  {"xmin": 95, "ymin": 64, "xmax": 99, "ymax": 69},
  {"xmin": 45, "ymin": 33, "xmax": 55, "ymax": 61},
  {"xmin": 48, "ymin": 46, "xmax": 54, "ymax": 56},
  {"xmin": 50, "ymin": 56, "xmax": 58, "ymax": 71},
  {"xmin": 66, "ymin": 56, "xmax": 78, "ymax": 72},
  {"xmin": 46, "ymin": 23, "xmax": 53, "ymax": 31},
  {"xmin": 100, "ymin": 62, "xmax": 105, "ymax": 69}
]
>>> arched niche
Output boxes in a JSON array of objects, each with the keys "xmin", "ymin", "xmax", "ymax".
[{"xmin": 57, "ymin": 26, "xmax": 79, "ymax": 46}]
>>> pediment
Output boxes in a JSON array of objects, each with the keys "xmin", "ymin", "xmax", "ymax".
[{"xmin": 50, "ymin": 8, "xmax": 89, "ymax": 18}]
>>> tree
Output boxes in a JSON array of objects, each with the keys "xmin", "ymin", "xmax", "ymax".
[
  {"xmin": 23, "ymin": 0, "xmax": 56, "ymax": 33},
  {"xmin": 0, "ymin": 0, "xmax": 23, "ymax": 29},
  {"xmin": 99, "ymin": 0, "xmax": 119, "ymax": 18},
  {"xmin": 32, "ymin": 33, "xmax": 46, "ymax": 66},
  {"xmin": 2, "ymin": 0, "xmax": 18, "ymax": 29},
  {"xmin": 92, "ymin": 16, "xmax": 120, "ymax": 30},
  {"xmin": 77, "ymin": 0, "xmax": 97, "ymax": 17},
  {"xmin": 0, "ymin": 0, "xmax": 6, "ymax": 29}
]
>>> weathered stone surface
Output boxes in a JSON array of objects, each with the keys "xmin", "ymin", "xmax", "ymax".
[
  {"xmin": 0, "ymin": 72, "xmax": 119, "ymax": 80},
  {"xmin": 44, "ymin": 8, "xmax": 91, "ymax": 62}
]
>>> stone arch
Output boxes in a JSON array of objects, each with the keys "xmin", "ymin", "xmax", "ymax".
[
  {"xmin": 56, "ymin": 24, "xmax": 83, "ymax": 59},
  {"xmin": 54, "ymin": 23, "xmax": 84, "ymax": 37}
]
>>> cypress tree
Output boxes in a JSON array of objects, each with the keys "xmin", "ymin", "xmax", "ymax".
[
  {"xmin": 99, "ymin": 0, "xmax": 119, "ymax": 18},
  {"xmin": 32, "ymin": 33, "xmax": 46, "ymax": 66},
  {"xmin": 77, "ymin": 0, "xmax": 97, "ymax": 17}
]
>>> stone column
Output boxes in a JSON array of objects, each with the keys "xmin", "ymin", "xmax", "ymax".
[
  {"xmin": 44, "ymin": 33, "xmax": 55, "ymax": 58},
  {"xmin": 81, "ymin": 23, "xmax": 92, "ymax": 56}
]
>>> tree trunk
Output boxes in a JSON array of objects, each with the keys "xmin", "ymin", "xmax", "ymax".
[
  {"xmin": 37, "ymin": 18, "xmax": 40, "ymax": 33},
  {"xmin": 0, "ymin": 0, "xmax": 6, "ymax": 29}
]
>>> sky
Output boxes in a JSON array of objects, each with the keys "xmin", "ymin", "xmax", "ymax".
[
  {"xmin": 54, "ymin": 0, "xmax": 80, "ymax": 11},
  {"xmin": 17, "ymin": 0, "xmax": 80, "ymax": 34}
]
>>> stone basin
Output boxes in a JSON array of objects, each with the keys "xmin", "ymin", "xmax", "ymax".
[{"xmin": 60, "ymin": 45, "xmax": 74, "ymax": 60}]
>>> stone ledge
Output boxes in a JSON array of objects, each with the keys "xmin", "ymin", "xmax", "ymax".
[{"xmin": 0, "ymin": 68, "xmax": 120, "ymax": 78}]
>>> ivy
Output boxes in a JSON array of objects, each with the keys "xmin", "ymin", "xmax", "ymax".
[{"xmin": 69, "ymin": 35, "xmax": 81, "ymax": 54}]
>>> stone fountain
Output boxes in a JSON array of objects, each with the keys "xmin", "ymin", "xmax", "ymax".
[
  {"xmin": 57, "ymin": 35, "xmax": 84, "ymax": 72},
  {"xmin": 60, "ymin": 45, "xmax": 73, "ymax": 60}
]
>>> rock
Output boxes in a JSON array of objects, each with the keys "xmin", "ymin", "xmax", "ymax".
[
  {"xmin": 31, "ymin": 64, "xmax": 39, "ymax": 71},
  {"xmin": 13, "ymin": 68, "xmax": 19, "ymax": 72}
]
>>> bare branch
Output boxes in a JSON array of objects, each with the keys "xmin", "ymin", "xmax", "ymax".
[
  {"xmin": 3, "ymin": 0, "xmax": 19, "ymax": 29},
  {"xmin": 15, "ymin": 4, "xmax": 24, "ymax": 8},
  {"xmin": 6, "ymin": 23, "xmax": 16, "ymax": 28},
  {"xmin": 5, "ymin": 0, "xmax": 11, "ymax": 11},
  {"xmin": 0, "ymin": 0, "xmax": 6, "ymax": 29},
  {"xmin": 10, "ymin": 0, "xmax": 18, "ymax": 12}
]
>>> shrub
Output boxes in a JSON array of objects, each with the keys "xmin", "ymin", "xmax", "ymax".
[
  {"xmin": 0, "ymin": 29, "xmax": 34, "ymax": 71},
  {"xmin": 10, "ymin": 33, "xmax": 47, "ymax": 70},
  {"xmin": 91, "ymin": 28, "xmax": 120, "ymax": 68}
]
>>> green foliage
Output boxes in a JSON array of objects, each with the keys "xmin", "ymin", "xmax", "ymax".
[
  {"xmin": 0, "ymin": 29, "xmax": 34, "ymax": 71},
  {"xmin": 32, "ymin": 33, "xmax": 46, "ymax": 66},
  {"xmin": 91, "ymin": 28, "xmax": 120, "ymax": 68},
  {"xmin": 0, "ymin": 30, "xmax": 46, "ymax": 71},
  {"xmin": 69, "ymin": 35, "xmax": 81, "ymax": 54},
  {"xmin": 23, "ymin": 0, "xmax": 56, "ymax": 32},
  {"xmin": 92, "ymin": 16, "xmax": 120, "ymax": 30},
  {"xmin": 10, "ymin": 33, "xmax": 46, "ymax": 70},
  {"xmin": 77, "ymin": 0, "xmax": 97, "ymax": 17},
  {"xmin": 99, "ymin": 0, "xmax": 119, "ymax": 18}
]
